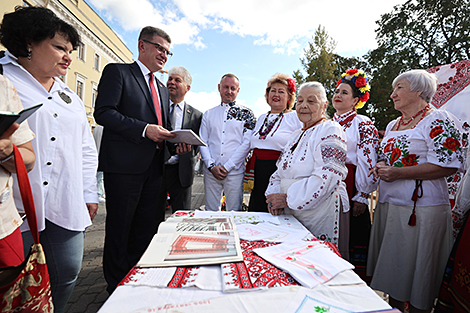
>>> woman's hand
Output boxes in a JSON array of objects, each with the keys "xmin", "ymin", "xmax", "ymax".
[
  {"xmin": 369, "ymin": 161, "xmax": 400, "ymax": 182},
  {"xmin": 352, "ymin": 201, "xmax": 368, "ymax": 217},
  {"xmin": 87, "ymin": 203, "xmax": 98, "ymax": 221},
  {"xmin": 266, "ymin": 193, "xmax": 287, "ymax": 216}
]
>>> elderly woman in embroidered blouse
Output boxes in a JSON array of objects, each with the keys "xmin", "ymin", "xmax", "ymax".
[
  {"xmin": 0, "ymin": 7, "xmax": 98, "ymax": 313},
  {"xmin": 332, "ymin": 69, "xmax": 379, "ymax": 280},
  {"xmin": 368, "ymin": 69, "xmax": 465, "ymax": 313},
  {"xmin": 245, "ymin": 73, "xmax": 302, "ymax": 212},
  {"xmin": 265, "ymin": 81, "xmax": 349, "ymax": 249}
]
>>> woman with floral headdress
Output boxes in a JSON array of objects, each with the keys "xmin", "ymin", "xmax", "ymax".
[
  {"xmin": 245, "ymin": 73, "xmax": 301, "ymax": 212},
  {"xmin": 332, "ymin": 69, "xmax": 379, "ymax": 280}
]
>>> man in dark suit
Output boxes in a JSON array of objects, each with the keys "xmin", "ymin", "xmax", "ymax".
[
  {"xmin": 157, "ymin": 66, "xmax": 203, "ymax": 213},
  {"xmin": 94, "ymin": 26, "xmax": 179, "ymax": 293}
]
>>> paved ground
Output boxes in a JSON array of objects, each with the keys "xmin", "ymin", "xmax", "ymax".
[{"xmin": 64, "ymin": 174, "xmax": 206, "ymax": 313}]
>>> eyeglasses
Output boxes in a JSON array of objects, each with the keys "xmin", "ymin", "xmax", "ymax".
[{"xmin": 142, "ymin": 39, "xmax": 173, "ymax": 58}]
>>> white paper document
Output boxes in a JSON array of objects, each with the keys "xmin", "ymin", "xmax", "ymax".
[
  {"xmin": 254, "ymin": 241, "xmax": 354, "ymax": 288},
  {"xmin": 168, "ymin": 129, "xmax": 207, "ymax": 146}
]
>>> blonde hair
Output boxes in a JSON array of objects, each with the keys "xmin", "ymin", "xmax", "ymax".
[{"xmin": 265, "ymin": 73, "xmax": 296, "ymax": 110}]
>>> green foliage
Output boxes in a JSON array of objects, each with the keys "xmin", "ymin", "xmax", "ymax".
[
  {"xmin": 296, "ymin": 0, "xmax": 470, "ymax": 131},
  {"xmin": 365, "ymin": 0, "xmax": 470, "ymax": 130}
]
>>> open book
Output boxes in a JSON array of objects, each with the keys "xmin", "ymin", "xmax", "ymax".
[{"xmin": 137, "ymin": 217, "xmax": 243, "ymax": 267}]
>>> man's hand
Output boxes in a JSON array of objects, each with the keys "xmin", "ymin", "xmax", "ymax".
[
  {"xmin": 176, "ymin": 143, "xmax": 191, "ymax": 155},
  {"xmin": 211, "ymin": 165, "xmax": 228, "ymax": 180},
  {"xmin": 87, "ymin": 203, "xmax": 98, "ymax": 221},
  {"xmin": 145, "ymin": 125, "xmax": 177, "ymax": 142}
]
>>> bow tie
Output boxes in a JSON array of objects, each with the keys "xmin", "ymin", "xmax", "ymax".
[{"xmin": 222, "ymin": 102, "xmax": 236, "ymax": 107}]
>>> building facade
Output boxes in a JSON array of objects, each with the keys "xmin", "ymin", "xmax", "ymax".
[{"xmin": 0, "ymin": 0, "xmax": 134, "ymax": 125}]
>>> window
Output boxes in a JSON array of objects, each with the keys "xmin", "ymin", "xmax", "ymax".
[
  {"xmin": 91, "ymin": 84, "xmax": 98, "ymax": 109},
  {"xmin": 93, "ymin": 54, "xmax": 100, "ymax": 71},
  {"xmin": 76, "ymin": 81, "xmax": 84, "ymax": 100},
  {"xmin": 78, "ymin": 42, "xmax": 85, "ymax": 61}
]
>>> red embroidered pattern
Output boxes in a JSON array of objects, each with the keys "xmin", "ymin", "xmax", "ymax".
[
  {"xmin": 169, "ymin": 235, "xmax": 229, "ymax": 255},
  {"xmin": 222, "ymin": 240, "xmax": 298, "ymax": 289},
  {"xmin": 335, "ymin": 110, "xmax": 357, "ymax": 128},
  {"xmin": 168, "ymin": 266, "xmax": 200, "ymax": 288},
  {"xmin": 428, "ymin": 60, "xmax": 470, "ymax": 108}
]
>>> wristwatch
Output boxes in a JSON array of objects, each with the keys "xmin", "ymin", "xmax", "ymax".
[{"xmin": 208, "ymin": 163, "xmax": 216, "ymax": 171}]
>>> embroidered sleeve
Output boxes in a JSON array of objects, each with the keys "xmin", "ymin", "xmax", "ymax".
[
  {"xmin": 227, "ymin": 107, "xmax": 256, "ymax": 133},
  {"xmin": 224, "ymin": 107, "xmax": 256, "ymax": 172},
  {"xmin": 287, "ymin": 126, "xmax": 348, "ymax": 211},
  {"xmin": 426, "ymin": 113, "xmax": 465, "ymax": 169},
  {"xmin": 353, "ymin": 120, "xmax": 379, "ymax": 204}
]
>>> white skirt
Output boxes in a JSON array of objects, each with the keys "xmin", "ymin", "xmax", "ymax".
[{"xmin": 367, "ymin": 202, "xmax": 453, "ymax": 310}]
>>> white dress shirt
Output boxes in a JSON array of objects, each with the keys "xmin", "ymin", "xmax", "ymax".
[
  {"xmin": 199, "ymin": 102, "xmax": 256, "ymax": 175},
  {"xmin": 1, "ymin": 51, "xmax": 99, "ymax": 232}
]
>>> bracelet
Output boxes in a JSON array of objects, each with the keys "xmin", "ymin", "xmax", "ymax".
[{"xmin": 0, "ymin": 152, "xmax": 14, "ymax": 164}]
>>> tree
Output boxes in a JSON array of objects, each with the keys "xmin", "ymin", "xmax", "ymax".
[
  {"xmin": 294, "ymin": 26, "xmax": 369, "ymax": 116},
  {"xmin": 366, "ymin": 0, "xmax": 470, "ymax": 130}
]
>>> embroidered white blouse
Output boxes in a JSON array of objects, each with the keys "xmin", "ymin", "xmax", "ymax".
[
  {"xmin": 265, "ymin": 121, "xmax": 349, "ymax": 243},
  {"xmin": 1, "ymin": 51, "xmax": 99, "ymax": 232},
  {"xmin": 378, "ymin": 110, "xmax": 465, "ymax": 207},
  {"xmin": 333, "ymin": 110, "xmax": 379, "ymax": 204},
  {"xmin": 0, "ymin": 75, "xmax": 35, "ymax": 239},
  {"xmin": 199, "ymin": 102, "xmax": 256, "ymax": 175},
  {"xmin": 250, "ymin": 111, "xmax": 302, "ymax": 151}
]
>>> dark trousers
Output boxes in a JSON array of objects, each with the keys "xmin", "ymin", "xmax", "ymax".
[
  {"xmin": 157, "ymin": 163, "xmax": 192, "ymax": 213},
  {"xmin": 248, "ymin": 159, "xmax": 278, "ymax": 213},
  {"xmin": 102, "ymin": 152, "xmax": 164, "ymax": 293}
]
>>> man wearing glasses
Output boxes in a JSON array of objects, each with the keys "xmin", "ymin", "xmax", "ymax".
[{"xmin": 94, "ymin": 26, "xmax": 178, "ymax": 293}]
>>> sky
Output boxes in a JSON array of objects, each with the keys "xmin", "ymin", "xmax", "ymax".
[{"xmin": 86, "ymin": 0, "xmax": 408, "ymax": 117}]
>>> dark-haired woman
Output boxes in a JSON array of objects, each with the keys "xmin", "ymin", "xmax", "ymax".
[
  {"xmin": 0, "ymin": 7, "xmax": 98, "ymax": 313},
  {"xmin": 332, "ymin": 69, "xmax": 379, "ymax": 280}
]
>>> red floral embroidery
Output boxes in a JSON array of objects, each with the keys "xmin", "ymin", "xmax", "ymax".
[
  {"xmin": 390, "ymin": 147, "xmax": 402, "ymax": 164},
  {"xmin": 443, "ymin": 137, "xmax": 461, "ymax": 152},
  {"xmin": 384, "ymin": 142, "xmax": 393, "ymax": 153},
  {"xmin": 402, "ymin": 154, "xmax": 419, "ymax": 166},
  {"xmin": 430, "ymin": 126, "xmax": 444, "ymax": 138}
]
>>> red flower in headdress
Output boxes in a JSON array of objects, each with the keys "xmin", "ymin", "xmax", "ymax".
[
  {"xmin": 346, "ymin": 68, "xmax": 358, "ymax": 75},
  {"xmin": 359, "ymin": 91, "xmax": 370, "ymax": 103},
  {"xmin": 336, "ymin": 78, "xmax": 343, "ymax": 87},
  {"xmin": 355, "ymin": 76, "xmax": 367, "ymax": 88},
  {"xmin": 287, "ymin": 78, "xmax": 297, "ymax": 93}
]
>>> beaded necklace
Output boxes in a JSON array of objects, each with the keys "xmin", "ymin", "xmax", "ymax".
[
  {"xmin": 257, "ymin": 110, "xmax": 285, "ymax": 139},
  {"xmin": 395, "ymin": 105, "xmax": 430, "ymax": 130}
]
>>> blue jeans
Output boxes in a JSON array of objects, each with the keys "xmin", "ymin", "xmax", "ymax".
[{"xmin": 22, "ymin": 219, "xmax": 84, "ymax": 313}]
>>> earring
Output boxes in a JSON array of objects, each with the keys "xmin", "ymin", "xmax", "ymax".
[{"xmin": 27, "ymin": 48, "xmax": 32, "ymax": 61}]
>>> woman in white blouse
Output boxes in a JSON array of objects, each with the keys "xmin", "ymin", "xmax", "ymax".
[
  {"xmin": 332, "ymin": 69, "xmax": 379, "ymax": 281},
  {"xmin": 368, "ymin": 70, "xmax": 465, "ymax": 312},
  {"xmin": 245, "ymin": 73, "xmax": 301, "ymax": 212},
  {"xmin": 0, "ymin": 7, "xmax": 98, "ymax": 313},
  {"xmin": 265, "ymin": 81, "xmax": 349, "ymax": 249}
]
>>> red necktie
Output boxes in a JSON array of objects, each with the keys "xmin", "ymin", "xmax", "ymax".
[{"xmin": 149, "ymin": 73, "xmax": 163, "ymax": 126}]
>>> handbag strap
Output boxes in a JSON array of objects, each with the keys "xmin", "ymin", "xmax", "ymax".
[{"xmin": 12, "ymin": 144, "xmax": 39, "ymax": 244}]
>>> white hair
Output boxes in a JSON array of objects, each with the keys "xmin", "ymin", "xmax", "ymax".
[
  {"xmin": 392, "ymin": 69, "xmax": 438, "ymax": 103},
  {"xmin": 168, "ymin": 66, "xmax": 192, "ymax": 85}
]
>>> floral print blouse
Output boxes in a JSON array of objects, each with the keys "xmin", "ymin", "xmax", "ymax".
[{"xmin": 378, "ymin": 110, "xmax": 465, "ymax": 207}]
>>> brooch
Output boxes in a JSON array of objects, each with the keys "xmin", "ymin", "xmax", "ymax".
[{"xmin": 58, "ymin": 92, "xmax": 72, "ymax": 104}]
